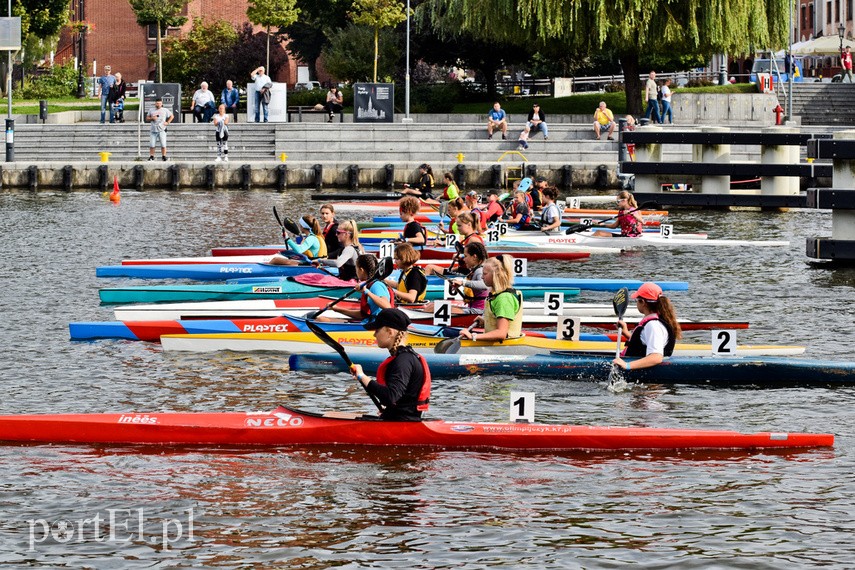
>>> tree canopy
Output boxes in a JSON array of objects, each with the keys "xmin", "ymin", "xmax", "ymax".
[
  {"xmin": 128, "ymin": 0, "xmax": 189, "ymax": 82},
  {"xmin": 350, "ymin": 0, "xmax": 407, "ymax": 82},
  {"xmin": 246, "ymin": 0, "xmax": 300, "ymax": 72}
]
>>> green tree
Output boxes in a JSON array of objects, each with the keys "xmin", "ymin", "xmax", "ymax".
[
  {"xmin": 246, "ymin": 0, "xmax": 300, "ymax": 73},
  {"xmin": 128, "ymin": 0, "xmax": 188, "ymax": 83},
  {"xmin": 421, "ymin": 0, "xmax": 788, "ymax": 115},
  {"xmin": 281, "ymin": 0, "xmax": 354, "ymax": 81},
  {"xmin": 321, "ymin": 23, "xmax": 399, "ymax": 82},
  {"xmin": 161, "ymin": 19, "xmax": 238, "ymax": 91},
  {"xmin": 350, "ymin": 0, "xmax": 406, "ymax": 82},
  {"xmin": 17, "ymin": 0, "xmax": 69, "ymax": 39}
]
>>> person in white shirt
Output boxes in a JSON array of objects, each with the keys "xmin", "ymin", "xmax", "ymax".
[
  {"xmin": 192, "ymin": 82, "xmax": 216, "ymax": 123},
  {"xmin": 613, "ymin": 282, "xmax": 683, "ymax": 371},
  {"xmin": 659, "ymin": 78, "xmax": 673, "ymax": 124},
  {"xmin": 251, "ymin": 66, "xmax": 272, "ymax": 122}
]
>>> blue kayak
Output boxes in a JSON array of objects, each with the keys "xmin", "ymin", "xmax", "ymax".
[{"xmin": 289, "ymin": 352, "xmax": 855, "ymax": 386}]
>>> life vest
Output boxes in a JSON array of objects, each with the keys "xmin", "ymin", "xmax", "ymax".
[
  {"xmin": 510, "ymin": 202, "xmax": 531, "ymax": 226},
  {"xmin": 376, "ymin": 348, "xmax": 431, "ymax": 412},
  {"xmin": 404, "ymin": 220, "xmax": 427, "ymax": 249},
  {"xmin": 359, "ymin": 282, "xmax": 396, "ymax": 318},
  {"xmin": 540, "ymin": 203, "xmax": 561, "ymax": 227},
  {"xmin": 483, "ymin": 288, "xmax": 523, "ymax": 339},
  {"xmin": 441, "ymin": 182, "xmax": 458, "ymax": 201},
  {"xmin": 471, "ymin": 208, "xmax": 488, "ymax": 230},
  {"xmin": 527, "ymin": 189, "xmax": 542, "ymax": 210},
  {"xmin": 451, "ymin": 233, "xmax": 482, "ymax": 272},
  {"xmin": 314, "ymin": 233, "xmax": 328, "ymax": 259},
  {"xmin": 618, "ymin": 209, "xmax": 644, "ymax": 237},
  {"xmin": 463, "ymin": 264, "xmax": 488, "ymax": 311},
  {"xmin": 418, "ymin": 173, "xmax": 435, "ymax": 197},
  {"xmin": 621, "ymin": 314, "xmax": 675, "ymax": 357},
  {"xmin": 397, "ymin": 265, "xmax": 427, "ymax": 301}
]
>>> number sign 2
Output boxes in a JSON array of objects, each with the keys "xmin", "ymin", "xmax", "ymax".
[{"xmin": 712, "ymin": 330, "xmax": 736, "ymax": 355}]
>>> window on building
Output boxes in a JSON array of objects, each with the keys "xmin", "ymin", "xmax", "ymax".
[
  {"xmin": 848, "ymin": 0, "xmax": 852, "ymax": 21},
  {"xmin": 835, "ymin": 0, "xmax": 840, "ymax": 22},
  {"xmin": 827, "ymin": 2, "xmax": 832, "ymax": 24},
  {"xmin": 147, "ymin": 24, "xmax": 171, "ymax": 40},
  {"xmin": 809, "ymin": 3, "xmax": 815, "ymax": 30}
]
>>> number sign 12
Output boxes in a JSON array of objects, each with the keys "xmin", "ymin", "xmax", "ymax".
[{"xmin": 509, "ymin": 391, "xmax": 535, "ymax": 423}]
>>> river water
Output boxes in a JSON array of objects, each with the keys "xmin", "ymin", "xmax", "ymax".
[{"xmin": 0, "ymin": 189, "xmax": 854, "ymax": 568}]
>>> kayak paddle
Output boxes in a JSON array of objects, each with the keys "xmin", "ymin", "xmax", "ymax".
[
  {"xmin": 564, "ymin": 201, "xmax": 658, "ymax": 235},
  {"xmin": 304, "ymin": 319, "xmax": 383, "ymax": 412},
  {"xmin": 306, "ymin": 256, "xmax": 394, "ymax": 319},
  {"xmin": 434, "ymin": 320, "xmax": 479, "ymax": 354},
  {"xmin": 607, "ymin": 287, "xmax": 630, "ymax": 387}
]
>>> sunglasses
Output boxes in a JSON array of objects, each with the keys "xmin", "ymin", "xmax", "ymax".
[{"xmin": 336, "ymin": 229, "xmax": 350, "ymax": 234}]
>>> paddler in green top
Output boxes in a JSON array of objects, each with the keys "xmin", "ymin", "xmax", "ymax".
[{"xmin": 457, "ymin": 255, "xmax": 523, "ymax": 342}]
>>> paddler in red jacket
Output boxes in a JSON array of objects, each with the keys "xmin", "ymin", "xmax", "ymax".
[{"xmin": 352, "ymin": 308, "xmax": 431, "ymax": 421}]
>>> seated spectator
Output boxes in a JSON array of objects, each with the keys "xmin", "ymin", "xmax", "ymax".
[
  {"xmin": 324, "ymin": 86, "xmax": 344, "ymax": 123},
  {"xmin": 593, "ymin": 101, "xmax": 616, "ymax": 140},
  {"xmin": 486, "ymin": 102, "xmax": 508, "ymax": 140},
  {"xmin": 220, "ymin": 79, "xmax": 240, "ymax": 121},
  {"xmin": 192, "ymin": 81, "xmax": 216, "ymax": 123},
  {"xmin": 518, "ymin": 103, "xmax": 548, "ymax": 150}
]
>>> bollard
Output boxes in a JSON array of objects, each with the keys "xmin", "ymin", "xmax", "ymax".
[
  {"xmin": 133, "ymin": 165, "xmax": 145, "ymax": 191},
  {"xmin": 6, "ymin": 118, "xmax": 14, "ymax": 162},
  {"xmin": 276, "ymin": 164, "xmax": 288, "ymax": 192},
  {"xmin": 384, "ymin": 164, "xmax": 394, "ymax": 190},
  {"xmin": 99, "ymin": 151, "xmax": 112, "ymax": 163},
  {"xmin": 240, "ymin": 164, "xmax": 252, "ymax": 190},
  {"xmin": 454, "ymin": 164, "xmax": 466, "ymax": 191},
  {"xmin": 560, "ymin": 165, "xmax": 573, "ymax": 192},
  {"xmin": 312, "ymin": 164, "xmax": 323, "ymax": 190},
  {"xmin": 62, "ymin": 165, "xmax": 73, "ymax": 191},
  {"xmin": 170, "ymin": 164, "xmax": 181, "ymax": 191},
  {"xmin": 347, "ymin": 165, "xmax": 359, "ymax": 190},
  {"xmin": 97, "ymin": 165, "xmax": 109, "ymax": 190},
  {"xmin": 0, "ymin": 165, "xmax": 4, "ymax": 190},
  {"xmin": 39, "ymin": 100, "xmax": 48, "ymax": 124},
  {"xmin": 594, "ymin": 164, "xmax": 609, "ymax": 188},
  {"xmin": 830, "ymin": 130, "xmax": 855, "ymax": 242},
  {"xmin": 205, "ymin": 165, "xmax": 216, "ymax": 190},
  {"xmin": 490, "ymin": 164, "xmax": 502, "ymax": 189},
  {"xmin": 695, "ymin": 127, "xmax": 731, "ymax": 194},
  {"xmin": 27, "ymin": 165, "xmax": 37, "ymax": 190}
]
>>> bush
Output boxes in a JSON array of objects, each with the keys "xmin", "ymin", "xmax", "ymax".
[
  {"xmin": 20, "ymin": 63, "xmax": 78, "ymax": 99},
  {"xmin": 410, "ymin": 83, "xmax": 459, "ymax": 113},
  {"xmin": 287, "ymin": 86, "xmax": 353, "ymax": 107},
  {"xmin": 685, "ymin": 78, "xmax": 715, "ymax": 88},
  {"xmin": 603, "ymin": 82, "xmax": 624, "ymax": 93}
]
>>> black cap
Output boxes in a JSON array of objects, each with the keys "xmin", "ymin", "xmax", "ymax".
[
  {"xmin": 363, "ymin": 308, "xmax": 411, "ymax": 331},
  {"xmin": 535, "ymin": 176, "xmax": 547, "ymax": 183}
]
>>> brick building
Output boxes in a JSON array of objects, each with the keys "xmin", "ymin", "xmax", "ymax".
[{"xmin": 56, "ymin": 0, "xmax": 306, "ymax": 86}]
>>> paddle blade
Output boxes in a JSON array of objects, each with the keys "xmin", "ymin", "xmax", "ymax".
[
  {"xmin": 283, "ymin": 217, "xmax": 301, "ymax": 236},
  {"xmin": 434, "ymin": 337, "xmax": 461, "ymax": 354},
  {"xmin": 305, "ymin": 320, "xmax": 353, "ymax": 368},
  {"xmin": 613, "ymin": 287, "xmax": 630, "ymax": 319},
  {"xmin": 374, "ymin": 256, "xmax": 394, "ymax": 281},
  {"xmin": 564, "ymin": 222, "xmax": 589, "ymax": 235}
]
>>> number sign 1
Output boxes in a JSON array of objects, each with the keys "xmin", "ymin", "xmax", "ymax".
[
  {"xmin": 509, "ymin": 391, "xmax": 535, "ymax": 423},
  {"xmin": 433, "ymin": 300, "xmax": 452, "ymax": 326},
  {"xmin": 711, "ymin": 330, "xmax": 737, "ymax": 355},
  {"xmin": 557, "ymin": 317, "xmax": 580, "ymax": 341},
  {"xmin": 544, "ymin": 292, "xmax": 564, "ymax": 316},
  {"xmin": 379, "ymin": 240, "xmax": 395, "ymax": 259}
]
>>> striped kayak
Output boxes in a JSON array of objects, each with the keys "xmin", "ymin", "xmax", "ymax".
[
  {"xmin": 0, "ymin": 405, "xmax": 830, "ymax": 451},
  {"xmin": 289, "ymin": 352, "xmax": 855, "ymax": 387},
  {"xmin": 96, "ymin": 263, "xmax": 329, "ymax": 281},
  {"xmin": 210, "ymin": 245, "xmax": 594, "ymax": 261},
  {"xmin": 158, "ymin": 330, "xmax": 805, "ymax": 356},
  {"xmin": 371, "ymin": 211, "xmax": 669, "ymax": 225},
  {"xmin": 98, "ymin": 281, "xmax": 582, "ymax": 305}
]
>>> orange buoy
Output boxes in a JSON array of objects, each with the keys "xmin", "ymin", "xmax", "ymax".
[{"xmin": 109, "ymin": 175, "xmax": 121, "ymax": 203}]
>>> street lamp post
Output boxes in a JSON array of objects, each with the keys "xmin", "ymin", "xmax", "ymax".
[
  {"xmin": 403, "ymin": 0, "xmax": 412, "ymax": 123},
  {"xmin": 787, "ymin": 0, "xmax": 793, "ymax": 121},
  {"xmin": 839, "ymin": 22, "xmax": 845, "ymax": 52}
]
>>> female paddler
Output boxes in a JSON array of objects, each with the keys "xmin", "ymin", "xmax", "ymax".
[
  {"xmin": 401, "ymin": 163, "xmax": 435, "ymax": 199},
  {"xmin": 612, "ymin": 282, "xmax": 682, "ymax": 371},
  {"xmin": 425, "ymin": 212, "xmax": 484, "ymax": 275},
  {"xmin": 457, "ymin": 254, "xmax": 523, "ymax": 342},
  {"xmin": 269, "ymin": 215, "xmax": 327, "ymax": 265},
  {"xmin": 331, "ymin": 254, "xmax": 394, "ymax": 323},
  {"xmin": 421, "ymin": 241, "xmax": 489, "ymax": 316},
  {"xmin": 397, "ymin": 196, "xmax": 427, "ymax": 247},
  {"xmin": 319, "ymin": 203, "xmax": 340, "ymax": 257},
  {"xmin": 352, "ymin": 308, "xmax": 431, "ymax": 421},
  {"xmin": 592, "ymin": 190, "xmax": 644, "ymax": 237},
  {"xmin": 384, "ymin": 242, "xmax": 428, "ymax": 304},
  {"xmin": 318, "ymin": 219, "xmax": 362, "ymax": 281}
]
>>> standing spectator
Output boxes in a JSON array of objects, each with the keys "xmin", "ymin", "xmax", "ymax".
[
  {"xmin": 841, "ymin": 46, "xmax": 854, "ymax": 83},
  {"xmin": 97, "ymin": 66, "xmax": 115, "ymax": 124},
  {"xmin": 192, "ymin": 82, "xmax": 216, "ymax": 123},
  {"xmin": 108, "ymin": 72, "xmax": 127, "ymax": 123},
  {"xmin": 250, "ymin": 66, "xmax": 272, "ymax": 122},
  {"xmin": 518, "ymin": 103, "xmax": 548, "ymax": 149},
  {"xmin": 220, "ymin": 79, "xmax": 240, "ymax": 121},
  {"xmin": 146, "ymin": 98, "xmax": 173, "ymax": 161},
  {"xmin": 593, "ymin": 100, "xmax": 616, "ymax": 140},
  {"xmin": 212, "ymin": 103, "xmax": 230, "ymax": 162},
  {"xmin": 644, "ymin": 71, "xmax": 661, "ymax": 123},
  {"xmin": 486, "ymin": 102, "xmax": 508, "ymax": 140},
  {"xmin": 659, "ymin": 78, "xmax": 674, "ymax": 124},
  {"xmin": 324, "ymin": 86, "xmax": 343, "ymax": 122}
]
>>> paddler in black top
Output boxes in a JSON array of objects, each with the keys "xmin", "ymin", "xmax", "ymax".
[
  {"xmin": 613, "ymin": 282, "xmax": 682, "ymax": 371},
  {"xmin": 319, "ymin": 203, "xmax": 341, "ymax": 258},
  {"xmin": 384, "ymin": 242, "xmax": 428, "ymax": 304},
  {"xmin": 401, "ymin": 163, "xmax": 435, "ymax": 199},
  {"xmin": 352, "ymin": 308, "xmax": 431, "ymax": 421},
  {"xmin": 397, "ymin": 196, "xmax": 427, "ymax": 247}
]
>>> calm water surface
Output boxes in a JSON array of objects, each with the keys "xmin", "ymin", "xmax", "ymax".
[{"xmin": 0, "ymin": 189, "xmax": 854, "ymax": 568}]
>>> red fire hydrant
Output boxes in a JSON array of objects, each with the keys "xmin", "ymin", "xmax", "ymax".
[{"xmin": 774, "ymin": 104, "xmax": 784, "ymax": 125}]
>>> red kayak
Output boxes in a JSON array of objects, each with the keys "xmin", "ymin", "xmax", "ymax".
[{"xmin": 0, "ymin": 406, "xmax": 832, "ymax": 451}]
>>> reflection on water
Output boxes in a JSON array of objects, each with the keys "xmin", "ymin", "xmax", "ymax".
[{"xmin": 0, "ymin": 190, "xmax": 852, "ymax": 566}]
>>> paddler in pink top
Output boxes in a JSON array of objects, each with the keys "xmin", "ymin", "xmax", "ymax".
[{"xmin": 592, "ymin": 190, "xmax": 644, "ymax": 237}]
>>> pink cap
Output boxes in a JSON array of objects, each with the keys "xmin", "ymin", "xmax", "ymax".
[{"xmin": 631, "ymin": 282, "xmax": 662, "ymax": 302}]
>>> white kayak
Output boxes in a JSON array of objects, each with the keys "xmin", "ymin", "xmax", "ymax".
[{"xmin": 497, "ymin": 230, "xmax": 789, "ymax": 249}]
